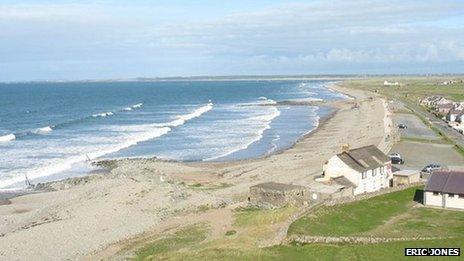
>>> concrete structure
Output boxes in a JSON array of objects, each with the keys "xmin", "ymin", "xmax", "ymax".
[
  {"xmin": 392, "ymin": 170, "xmax": 421, "ymax": 186},
  {"xmin": 321, "ymin": 145, "xmax": 392, "ymax": 195},
  {"xmin": 424, "ymin": 171, "xmax": 464, "ymax": 210},
  {"xmin": 249, "ymin": 182, "xmax": 309, "ymax": 208},
  {"xmin": 307, "ymin": 181, "xmax": 353, "ymax": 202}
]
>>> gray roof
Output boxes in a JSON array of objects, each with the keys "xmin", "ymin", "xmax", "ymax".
[
  {"xmin": 425, "ymin": 171, "xmax": 464, "ymax": 194},
  {"xmin": 337, "ymin": 145, "xmax": 390, "ymax": 173},
  {"xmin": 393, "ymin": 170, "xmax": 420, "ymax": 177},
  {"xmin": 250, "ymin": 182, "xmax": 305, "ymax": 191},
  {"xmin": 332, "ymin": 176, "xmax": 356, "ymax": 188}
]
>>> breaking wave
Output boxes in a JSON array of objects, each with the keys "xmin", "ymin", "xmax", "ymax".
[
  {"xmin": 0, "ymin": 102, "xmax": 213, "ymax": 189},
  {"xmin": 92, "ymin": 111, "xmax": 114, "ymax": 118},
  {"xmin": 0, "ymin": 134, "xmax": 16, "ymax": 142},
  {"xmin": 34, "ymin": 126, "xmax": 54, "ymax": 134},
  {"xmin": 158, "ymin": 102, "xmax": 213, "ymax": 127},
  {"xmin": 204, "ymin": 106, "xmax": 280, "ymax": 161}
]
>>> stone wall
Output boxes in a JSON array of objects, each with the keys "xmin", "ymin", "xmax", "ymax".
[{"xmin": 325, "ymin": 182, "xmax": 425, "ymax": 206}]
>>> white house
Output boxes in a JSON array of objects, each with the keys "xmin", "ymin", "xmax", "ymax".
[
  {"xmin": 321, "ymin": 145, "xmax": 392, "ymax": 195},
  {"xmin": 424, "ymin": 171, "xmax": 464, "ymax": 210},
  {"xmin": 384, "ymin": 80, "xmax": 400, "ymax": 86}
]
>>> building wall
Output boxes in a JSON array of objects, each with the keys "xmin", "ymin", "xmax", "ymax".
[
  {"xmin": 393, "ymin": 174, "xmax": 420, "ymax": 186},
  {"xmin": 323, "ymin": 156, "xmax": 360, "ymax": 186},
  {"xmin": 355, "ymin": 166, "xmax": 390, "ymax": 195},
  {"xmin": 444, "ymin": 194, "xmax": 464, "ymax": 210},
  {"xmin": 324, "ymin": 156, "xmax": 390, "ymax": 196},
  {"xmin": 424, "ymin": 191, "xmax": 443, "ymax": 207},
  {"xmin": 249, "ymin": 187, "xmax": 309, "ymax": 208}
]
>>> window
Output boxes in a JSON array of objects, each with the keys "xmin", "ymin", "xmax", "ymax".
[
  {"xmin": 373, "ymin": 169, "xmax": 377, "ymax": 177},
  {"xmin": 449, "ymin": 193, "xmax": 455, "ymax": 198},
  {"xmin": 433, "ymin": 192, "xmax": 439, "ymax": 196},
  {"xmin": 362, "ymin": 172, "xmax": 366, "ymax": 179},
  {"xmin": 380, "ymin": 167, "xmax": 384, "ymax": 175}
]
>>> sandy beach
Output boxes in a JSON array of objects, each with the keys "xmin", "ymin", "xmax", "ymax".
[{"xmin": 0, "ymin": 84, "xmax": 393, "ymax": 260}]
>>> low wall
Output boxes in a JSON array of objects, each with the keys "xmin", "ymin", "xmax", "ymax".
[
  {"xmin": 288, "ymin": 235, "xmax": 444, "ymax": 244},
  {"xmin": 325, "ymin": 182, "xmax": 425, "ymax": 206}
]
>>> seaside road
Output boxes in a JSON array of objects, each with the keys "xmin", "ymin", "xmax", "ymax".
[{"xmin": 393, "ymin": 95, "xmax": 464, "ymax": 148}]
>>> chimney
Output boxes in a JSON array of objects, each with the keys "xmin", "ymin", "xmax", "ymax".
[{"xmin": 341, "ymin": 144, "xmax": 350, "ymax": 153}]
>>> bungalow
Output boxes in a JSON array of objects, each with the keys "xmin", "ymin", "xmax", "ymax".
[
  {"xmin": 321, "ymin": 145, "xmax": 392, "ymax": 195},
  {"xmin": 424, "ymin": 171, "xmax": 464, "ymax": 210}
]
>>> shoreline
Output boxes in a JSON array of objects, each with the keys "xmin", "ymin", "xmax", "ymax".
[
  {"xmin": 0, "ymin": 81, "xmax": 346, "ymax": 194},
  {"xmin": 0, "ymin": 81, "xmax": 391, "ymax": 260}
]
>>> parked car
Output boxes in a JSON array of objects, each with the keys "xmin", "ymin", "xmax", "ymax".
[
  {"xmin": 389, "ymin": 153, "xmax": 404, "ymax": 164},
  {"xmin": 398, "ymin": 124, "xmax": 407, "ymax": 129},
  {"xmin": 422, "ymin": 163, "xmax": 442, "ymax": 174}
]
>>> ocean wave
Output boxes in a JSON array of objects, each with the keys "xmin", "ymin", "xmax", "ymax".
[
  {"xmin": 0, "ymin": 126, "xmax": 172, "ymax": 189},
  {"xmin": 33, "ymin": 126, "xmax": 54, "ymax": 134},
  {"xmin": 123, "ymin": 103, "xmax": 143, "ymax": 111},
  {"xmin": 92, "ymin": 111, "xmax": 114, "ymax": 118},
  {"xmin": 132, "ymin": 103, "xmax": 143, "ymax": 109},
  {"xmin": 204, "ymin": 106, "xmax": 280, "ymax": 161},
  {"xmin": 0, "ymin": 134, "xmax": 16, "ymax": 142},
  {"xmin": 159, "ymin": 102, "xmax": 213, "ymax": 127}
]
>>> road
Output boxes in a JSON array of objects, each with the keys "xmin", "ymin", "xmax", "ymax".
[{"xmin": 393, "ymin": 95, "xmax": 464, "ymax": 148}]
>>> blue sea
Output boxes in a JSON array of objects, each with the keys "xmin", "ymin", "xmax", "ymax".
[{"xmin": 0, "ymin": 80, "xmax": 346, "ymax": 189}]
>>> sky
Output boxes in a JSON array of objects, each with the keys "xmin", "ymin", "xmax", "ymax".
[{"xmin": 0, "ymin": 0, "xmax": 464, "ymax": 81}]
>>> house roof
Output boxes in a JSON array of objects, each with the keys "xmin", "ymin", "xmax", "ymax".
[
  {"xmin": 332, "ymin": 176, "xmax": 356, "ymax": 188},
  {"xmin": 425, "ymin": 171, "xmax": 464, "ymax": 194},
  {"xmin": 250, "ymin": 182, "xmax": 305, "ymax": 191},
  {"xmin": 393, "ymin": 170, "xmax": 420, "ymax": 177},
  {"xmin": 336, "ymin": 145, "xmax": 390, "ymax": 173},
  {"xmin": 437, "ymin": 103, "xmax": 454, "ymax": 109}
]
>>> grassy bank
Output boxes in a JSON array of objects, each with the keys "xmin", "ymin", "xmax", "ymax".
[{"xmin": 128, "ymin": 187, "xmax": 464, "ymax": 260}]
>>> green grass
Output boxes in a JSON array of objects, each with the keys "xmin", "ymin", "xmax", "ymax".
[
  {"xmin": 288, "ymin": 187, "xmax": 419, "ymax": 237},
  {"xmin": 128, "ymin": 186, "xmax": 464, "ymax": 260},
  {"xmin": 134, "ymin": 224, "xmax": 209, "ymax": 260},
  {"xmin": 455, "ymin": 145, "xmax": 464, "ymax": 158},
  {"xmin": 134, "ymin": 237, "xmax": 464, "ymax": 260},
  {"xmin": 400, "ymin": 137, "xmax": 447, "ymax": 144}
]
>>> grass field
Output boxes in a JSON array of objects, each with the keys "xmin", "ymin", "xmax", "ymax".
[
  {"xmin": 129, "ymin": 187, "xmax": 464, "ymax": 260},
  {"xmin": 342, "ymin": 77, "xmax": 464, "ymax": 102}
]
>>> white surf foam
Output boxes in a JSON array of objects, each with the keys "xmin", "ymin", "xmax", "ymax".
[
  {"xmin": 92, "ymin": 111, "xmax": 114, "ymax": 118},
  {"xmin": 0, "ymin": 134, "xmax": 15, "ymax": 142},
  {"xmin": 161, "ymin": 102, "xmax": 213, "ymax": 127},
  {"xmin": 132, "ymin": 103, "xmax": 143, "ymax": 109},
  {"xmin": 0, "ymin": 102, "xmax": 214, "ymax": 188},
  {"xmin": 0, "ymin": 126, "xmax": 171, "ymax": 189},
  {"xmin": 34, "ymin": 126, "xmax": 54, "ymax": 134},
  {"xmin": 204, "ymin": 106, "xmax": 280, "ymax": 161}
]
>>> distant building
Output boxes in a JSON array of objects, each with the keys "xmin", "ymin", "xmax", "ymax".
[
  {"xmin": 248, "ymin": 182, "xmax": 309, "ymax": 208},
  {"xmin": 321, "ymin": 145, "xmax": 392, "ymax": 195},
  {"xmin": 424, "ymin": 171, "xmax": 464, "ymax": 210},
  {"xmin": 436, "ymin": 103, "xmax": 454, "ymax": 115},
  {"xmin": 447, "ymin": 108, "xmax": 464, "ymax": 122},
  {"xmin": 384, "ymin": 80, "xmax": 400, "ymax": 86},
  {"xmin": 392, "ymin": 170, "xmax": 421, "ymax": 186}
]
